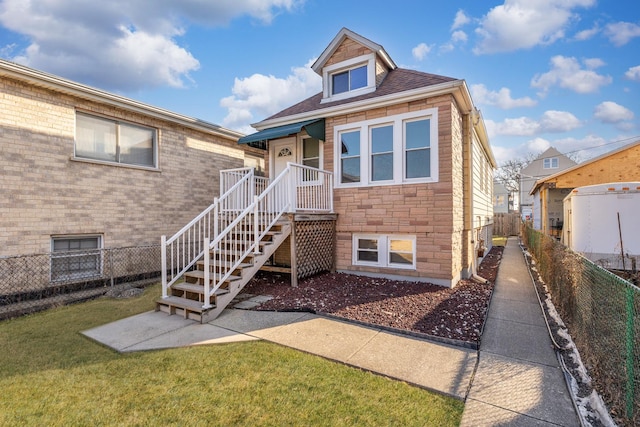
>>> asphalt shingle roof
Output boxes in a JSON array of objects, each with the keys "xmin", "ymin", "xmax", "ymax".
[{"xmin": 265, "ymin": 68, "xmax": 459, "ymax": 121}]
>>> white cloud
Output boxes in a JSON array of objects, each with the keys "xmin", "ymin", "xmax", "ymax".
[
  {"xmin": 220, "ymin": 59, "xmax": 322, "ymax": 133},
  {"xmin": 473, "ymin": 0, "xmax": 596, "ymax": 54},
  {"xmin": 452, "ymin": 10, "xmax": 471, "ymax": 30},
  {"xmin": 526, "ymin": 137, "xmax": 551, "ymax": 153},
  {"xmin": 0, "ymin": 0, "xmax": 301, "ymax": 91},
  {"xmin": 451, "ymin": 30, "xmax": 468, "ymax": 43},
  {"xmin": 594, "ymin": 101, "xmax": 634, "ymax": 124},
  {"xmin": 583, "ymin": 58, "xmax": 605, "ymax": 69},
  {"xmin": 604, "ymin": 21, "xmax": 640, "ymax": 46},
  {"xmin": 471, "ymin": 84, "xmax": 537, "ymax": 109},
  {"xmin": 412, "ymin": 43, "xmax": 433, "ymax": 61},
  {"xmin": 531, "ymin": 55, "xmax": 612, "ymax": 95},
  {"xmin": 486, "ymin": 110, "xmax": 581, "ymax": 137},
  {"xmin": 625, "ymin": 65, "xmax": 640, "ymax": 81},
  {"xmin": 573, "ymin": 25, "xmax": 599, "ymax": 41}
]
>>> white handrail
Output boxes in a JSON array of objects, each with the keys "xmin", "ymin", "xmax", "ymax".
[
  {"xmin": 161, "ymin": 164, "xmax": 333, "ymax": 306},
  {"xmin": 161, "ymin": 169, "xmax": 257, "ymax": 295},
  {"xmin": 203, "ymin": 167, "xmax": 293, "ymax": 299}
]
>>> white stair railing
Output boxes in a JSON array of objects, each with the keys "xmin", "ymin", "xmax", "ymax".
[
  {"xmin": 161, "ymin": 163, "xmax": 333, "ymax": 306},
  {"xmin": 161, "ymin": 170, "xmax": 256, "ymax": 298},
  {"xmin": 202, "ymin": 167, "xmax": 293, "ymax": 307}
]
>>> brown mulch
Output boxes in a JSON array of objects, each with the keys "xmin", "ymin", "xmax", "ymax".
[{"xmin": 242, "ymin": 245, "xmax": 504, "ymax": 345}]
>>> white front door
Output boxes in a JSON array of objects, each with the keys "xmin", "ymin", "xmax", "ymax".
[{"xmin": 271, "ymin": 137, "xmax": 297, "ymax": 177}]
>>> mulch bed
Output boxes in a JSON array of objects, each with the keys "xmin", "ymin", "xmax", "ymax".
[{"xmin": 242, "ymin": 245, "xmax": 504, "ymax": 345}]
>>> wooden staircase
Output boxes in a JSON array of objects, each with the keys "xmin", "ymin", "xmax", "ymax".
[{"xmin": 156, "ymin": 220, "xmax": 291, "ymax": 323}]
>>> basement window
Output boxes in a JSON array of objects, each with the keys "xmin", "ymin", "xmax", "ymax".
[
  {"xmin": 51, "ymin": 236, "xmax": 102, "ymax": 282},
  {"xmin": 353, "ymin": 234, "xmax": 416, "ymax": 269}
]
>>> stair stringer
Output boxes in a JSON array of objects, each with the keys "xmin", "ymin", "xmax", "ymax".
[{"xmin": 200, "ymin": 221, "xmax": 291, "ymax": 323}]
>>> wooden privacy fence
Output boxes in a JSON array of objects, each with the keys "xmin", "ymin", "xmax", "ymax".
[{"xmin": 493, "ymin": 213, "xmax": 521, "ymax": 236}]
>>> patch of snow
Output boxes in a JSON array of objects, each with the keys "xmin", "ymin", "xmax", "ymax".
[{"xmin": 577, "ymin": 391, "xmax": 618, "ymax": 427}]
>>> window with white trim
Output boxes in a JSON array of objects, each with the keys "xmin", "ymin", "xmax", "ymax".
[
  {"xmin": 322, "ymin": 54, "xmax": 376, "ymax": 103},
  {"xmin": 332, "ymin": 65, "xmax": 367, "ymax": 95},
  {"xmin": 335, "ymin": 108, "xmax": 438, "ymax": 187},
  {"xmin": 543, "ymin": 157, "xmax": 558, "ymax": 169},
  {"xmin": 353, "ymin": 234, "xmax": 416, "ymax": 269},
  {"xmin": 51, "ymin": 236, "xmax": 102, "ymax": 282},
  {"xmin": 340, "ymin": 130, "xmax": 361, "ymax": 183},
  {"xmin": 75, "ymin": 112, "xmax": 157, "ymax": 168}
]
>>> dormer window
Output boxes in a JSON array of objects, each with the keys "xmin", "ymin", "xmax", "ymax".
[
  {"xmin": 322, "ymin": 53, "xmax": 377, "ymax": 103},
  {"xmin": 332, "ymin": 65, "xmax": 367, "ymax": 95}
]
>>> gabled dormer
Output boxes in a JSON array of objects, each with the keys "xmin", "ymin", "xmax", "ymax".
[{"xmin": 312, "ymin": 28, "xmax": 397, "ymax": 104}]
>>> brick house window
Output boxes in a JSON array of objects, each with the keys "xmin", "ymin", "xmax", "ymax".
[
  {"xmin": 353, "ymin": 234, "xmax": 416, "ymax": 269},
  {"xmin": 51, "ymin": 236, "xmax": 102, "ymax": 282},
  {"xmin": 335, "ymin": 108, "xmax": 438, "ymax": 187},
  {"xmin": 75, "ymin": 112, "xmax": 157, "ymax": 168}
]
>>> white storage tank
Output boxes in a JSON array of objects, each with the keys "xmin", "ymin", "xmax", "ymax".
[{"xmin": 563, "ymin": 182, "xmax": 640, "ymax": 270}]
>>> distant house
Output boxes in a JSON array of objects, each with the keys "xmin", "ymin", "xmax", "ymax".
[
  {"xmin": 0, "ymin": 58, "xmax": 264, "ymax": 264},
  {"xmin": 519, "ymin": 147, "xmax": 577, "ymax": 226},
  {"xmin": 493, "ymin": 182, "xmax": 510, "ymax": 213},
  {"xmin": 529, "ymin": 140, "xmax": 640, "ymax": 238}
]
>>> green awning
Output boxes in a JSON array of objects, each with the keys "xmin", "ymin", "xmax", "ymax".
[{"xmin": 238, "ymin": 118, "xmax": 325, "ymax": 148}]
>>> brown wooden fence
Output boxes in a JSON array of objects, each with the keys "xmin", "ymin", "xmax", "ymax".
[{"xmin": 493, "ymin": 213, "xmax": 521, "ymax": 236}]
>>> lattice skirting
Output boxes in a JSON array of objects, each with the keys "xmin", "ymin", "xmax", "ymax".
[{"xmin": 294, "ymin": 219, "xmax": 335, "ymax": 279}]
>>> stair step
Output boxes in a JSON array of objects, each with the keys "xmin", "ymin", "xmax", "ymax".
[
  {"xmin": 196, "ymin": 261, "xmax": 252, "ymax": 272},
  {"xmin": 172, "ymin": 282, "xmax": 230, "ymax": 295},
  {"xmin": 184, "ymin": 270, "xmax": 241, "ymax": 282},
  {"xmin": 158, "ymin": 296, "xmax": 208, "ymax": 313}
]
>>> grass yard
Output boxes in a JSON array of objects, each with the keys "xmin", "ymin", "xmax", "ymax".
[
  {"xmin": 492, "ymin": 236, "xmax": 508, "ymax": 246},
  {"xmin": 0, "ymin": 284, "xmax": 463, "ymax": 426}
]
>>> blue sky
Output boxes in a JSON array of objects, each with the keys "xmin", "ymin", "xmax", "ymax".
[{"xmin": 1, "ymin": 0, "xmax": 639, "ymax": 165}]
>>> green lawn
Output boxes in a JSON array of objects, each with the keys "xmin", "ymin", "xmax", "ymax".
[
  {"xmin": 492, "ymin": 236, "xmax": 508, "ymax": 246},
  {"xmin": 0, "ymin": 284, "xmax": 463, "ymax": 426}
]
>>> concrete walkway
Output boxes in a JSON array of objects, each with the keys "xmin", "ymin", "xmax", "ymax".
[
  {"xmin": 460, "ymin": 237, "xmax": 580, "ymax": 426},
  {"xmin": 83, "ymin": 307, "xmax": 476, "ymax": 399},
  {"xmin": 83, "ymin": 236, "xmax": 580, "ymax": 424}
]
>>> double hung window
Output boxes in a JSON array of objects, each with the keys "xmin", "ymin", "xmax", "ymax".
[
  {"xmin": 75, "ymin": 112, "xmax": 157, "ymax": 168},
  {"xmin": 335, "ymin": 109, "xmax": 438, "ymax": 187}
]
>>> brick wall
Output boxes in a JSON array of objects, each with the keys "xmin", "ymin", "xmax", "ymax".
[
  {"xmin": 325, "ymin": 95, "xmax": 465, "ymax": 286},
  {"xmin": 324, "ymin": 38, "xmax": 374, "ymax": 68},
  {"xmin": 0, "ymin": 76, "xmax": 264, "ymax": 256}
]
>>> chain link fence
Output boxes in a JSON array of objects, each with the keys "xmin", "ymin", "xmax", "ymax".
[
  {"xmin": 0, "ymin": 245, "xmax": 161, "ymax": 320},
  {"xmin": 522, "ymin": 225, "xmax": 639, "ymax": 425}
]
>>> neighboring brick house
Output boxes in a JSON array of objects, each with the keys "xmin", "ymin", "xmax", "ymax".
[
  {"xmin": 519, "ymin": 147, "xmax": 576, "ymax": 225},
  {"xmin": 239, "ymin": 28, "xmax": 496, "ymax": 287},
  {"xmin": 0, "ymin": 58, "xmax": 265, "ymax": 264},
  {"xmin": 529, "ymin": 140, "xmax": 640, "ymax": 238}
]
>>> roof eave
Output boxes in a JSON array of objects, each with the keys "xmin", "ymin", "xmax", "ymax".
[
  {"xmin": 0, "ymin": 59, "xmax": 244, "ymax": 140},
  {"xmin": 311, "ymin": 28, "xmax": 396, "ymax": 75}
]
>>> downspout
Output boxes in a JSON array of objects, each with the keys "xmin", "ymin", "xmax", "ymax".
[{"xmin": 468, "ymin": 111, "xmax": 490, "ymax": 285}]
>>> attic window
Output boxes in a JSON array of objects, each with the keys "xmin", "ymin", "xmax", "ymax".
[
  {"xmin": 543, "ymin": 157, "xmax": 559, "ymax": 169},
  {"xmin": 321, "ymin": 53, "xmax": 376, "ymax": 103},
  {"xmin": 332, "ymin": 65, "xmax": 367, "ymax": 95}
]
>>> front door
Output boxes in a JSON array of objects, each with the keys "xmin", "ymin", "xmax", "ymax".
[{"xmin": 271, "ymin": 137, "xmax": 297, "ymax": 177}]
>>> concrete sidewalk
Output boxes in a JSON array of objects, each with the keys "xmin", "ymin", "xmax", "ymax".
[
  {"xmin": 460, "ymin": 237, "xmax": 579, "ymax": 426},
  {"xmin": 83, "ymin": 307, "xmax": 476, "ymax": 399}
]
